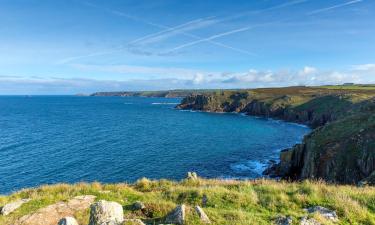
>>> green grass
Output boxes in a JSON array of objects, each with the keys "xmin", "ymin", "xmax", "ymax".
[{"xmin": 1, "ymin": 179, "xmax": 375, "ymax": 225}]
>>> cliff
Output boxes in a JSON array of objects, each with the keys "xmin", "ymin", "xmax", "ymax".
[
  {"xmin": 90, "ymin": 90, "xmax": 218, "ymax": 98},
  {"xmin": 176, "ymin": 86, "xmax": 375, "ymax": 185}
]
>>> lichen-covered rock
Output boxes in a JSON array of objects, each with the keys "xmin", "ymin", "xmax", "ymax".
[
  {"xmin": 187, "ymin": 172, "xmax": 198, "ymax": 180},
  {"xmin": 132, "ymin": 201, "xmax": 145, "ymax": 211},
  {"xmin": 15, "ymin": 195, "xmax": 95, "ymax": 225},
  {"xmin": 1, "ymin": 198, "xmax": 30, "ymax": 215},
  {"xmin": 275, "ymin": 215, "xmax": 292, "ymax": 225},
  {"xmin": 89, "ymin": 200, "xmax": 124, "ymax": 225},
  {"xmin": 165, "ymin": 204, "xmax": 185, "ymax": 225},
  {"xmin": 306, "ymin": 206, "xmax": 338, "ymax": 222},
  {"xmin": 300, "ymin": 217, "xmax": 320, "ymax": 225},
  {"xmin": 194, "ymin": 206, "xmax": 211, "ymax": 224},
  {"xmin": 58, "ymin": 217, "xmax": 79, "ymax": 225}
]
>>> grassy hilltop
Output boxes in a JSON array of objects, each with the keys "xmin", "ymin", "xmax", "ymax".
[
  {"xmin": 1, "ymin": 178, "xmax": 375, "ymax": 225},
  {"xmin": 177, "ymin": 85, "xmax": 375, "ymax": 185}
]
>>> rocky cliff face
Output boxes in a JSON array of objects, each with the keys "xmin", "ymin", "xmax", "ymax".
[{"xmin": 177, "ymin": 88, "xmax": 375, "ymax": 185}]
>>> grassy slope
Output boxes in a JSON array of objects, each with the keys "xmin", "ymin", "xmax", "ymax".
[{"xmin": 1, "ymin": 179, "xmax": 375, "ymax": 225}]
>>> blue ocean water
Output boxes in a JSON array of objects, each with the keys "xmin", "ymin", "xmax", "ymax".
[{"xmin": 0, "ymin": 96, "xmax": 310, "ymax": 194}]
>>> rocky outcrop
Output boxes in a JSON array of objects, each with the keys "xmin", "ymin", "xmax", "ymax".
[
  {"xmin": 89, "ymin": 200, "xmax": 124, "ymax": 225},
  {"xmin": 15, "ymin": 195, "xmax": 95, "ymax": 225},
  {"xmin": 165, "ymin": 204, "xmax": 185, "ymax": 225},
  {"xmin": 305, "ymin": 206, "xmax": 338, "ymax": 222},
  {"xmin": 177, "ymin": 89, "xmax": 375, "ymax": 184},
  {"xmin": 275, "ymin": 216, "xmax": 292, "ymax": 225},
  {"xmin": 194, "ymin": 206, "xmax": 211, "ymax": 224},
  {"xmin": 1, "ymin": 199, "xmax": 31, "ymax": 216}
]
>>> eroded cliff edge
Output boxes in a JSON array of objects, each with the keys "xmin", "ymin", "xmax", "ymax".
[{"xmin": 176, "ymin": 86, "xmax": 375, "ymax": 185}]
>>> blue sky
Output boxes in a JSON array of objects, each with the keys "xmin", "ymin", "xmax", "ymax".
[{"xmin": 0, "ymin": 0, "xmax": 375, "ymax": 94}]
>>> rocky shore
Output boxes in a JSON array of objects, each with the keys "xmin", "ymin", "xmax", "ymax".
[{"xmin": 176, "ymin": 86, "xmax": 375, "ymax": 185}]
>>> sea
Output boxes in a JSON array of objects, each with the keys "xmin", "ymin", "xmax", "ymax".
[{"xmin": 0, "ymin": 96, "xmax": 310, "ymax": 194}]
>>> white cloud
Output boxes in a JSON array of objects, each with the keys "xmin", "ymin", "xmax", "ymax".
[{"xmin": 2, "ymin": 64, "xmax": 375, "ymax": 94}]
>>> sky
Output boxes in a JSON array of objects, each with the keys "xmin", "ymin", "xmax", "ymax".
[{"xmin": 0, "ymin": 0, "xmax": 375, "ymax": 94}]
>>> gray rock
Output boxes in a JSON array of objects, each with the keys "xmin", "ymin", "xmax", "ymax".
[
  {"xmin": 165, "ymin": 204, "xmax": 185, "ymax": 225},
  {"xmin": 1, "ymin": 198, "xmax": 31, "ymax": 215},
  {"xmin": 306, "ymin": 206, "xmax": 338, "ymax": 222},
  {"xmin": 300, "ymin": 216, "xmax": 320, "ymax": 225},
  {"xmin": 195, "ymin": 206, "xmax": 211, "ymax": 224},
  {"xmin": 89, "ymin": 200, "xmax": 124, "ymax": 225},
  {"xmin": 58, "ymin": 216, "xmax": 79, "ymax": 225},
  {"xmin": 202, "ymin": 194, "xmax": 208, "ymax": 207},
  {"xmin": 122, "ymin": 219, "xmax": 146, "ymax": 225},
  {"xmin": 275, "ymin": 215, "xmax": 292, "ymax": 225},
  {"xmin": 132, "ymin": 201, "xmax": 145, "ymax": 210}
]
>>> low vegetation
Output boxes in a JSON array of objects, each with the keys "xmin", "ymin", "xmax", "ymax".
[{"xmin": 1, "ymin": 178, "xmax": 375, "ymax": 225}]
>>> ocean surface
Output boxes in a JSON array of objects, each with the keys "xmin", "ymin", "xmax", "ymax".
[{"xmin": 0, "ymin": 96, "xmax": 310, "ymax": 194}]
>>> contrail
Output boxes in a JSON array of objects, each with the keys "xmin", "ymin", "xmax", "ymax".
[
  {"xmin": 59, "ymin": 0, "xmax": 308, "ymax": 64},
  {"xmin": 307, "ymin": 0, "xmax": 362, "ymax": 15},
  {"xmin": 165, "ymin": 0, "xmax": 364, "ymax": 54}
]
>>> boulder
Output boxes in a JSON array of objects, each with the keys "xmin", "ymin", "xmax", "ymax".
[
  {"xmin": 300, "ymin": 217, "xmax": 320, "ymax": 225},
  {"xmin": 89, "ymin": 200, "xmax": 124, "ymax": 225},
  {"xmin": 306, "ymin": 206, "xmax": 338, "ymax": 222},
  {"xmin": 132, "ymin": 201, "xmax": 145, "ymax": 211},
  {"xmin": 194, "ymin": 206, "xmax": 210, "ymax": 224},
  {"xmin": 187, "ymin": 172, "xmax": 198, "ymax": 180},
  {"xmin": 275, "ymin": 215, "xmax": 292, "ymax": 225},
  {"xmin": 122, "ymin": 219, "xmax": 146, "ymax": 225},
  {"xmin": 15, "ymin": 195, "xmax": 96, "ymax": 225},
  {"xmin": 1, "ymin": 198, "xmax": 31, "ymax": 215},
  {"xmin": 165, "ymin": 204, "xmax": 185, "ymax": 225},
  {"xmin": 58, "ymin": 217, "xmax": 79, "ymax": 225}
]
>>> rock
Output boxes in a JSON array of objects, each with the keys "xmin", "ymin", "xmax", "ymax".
[
  {"xmin": 300, "ymin": 217, "xmax": 320, "ymax": 225},
  {"xmin": 165, "ymin": 204, "xmax": 185, "ymax": 225},
  {"xmin": 15, "ymin": 195, "xmax": 95, "ymax": 225},
  {"xmin": 194, "ymin": 206, "xmax": 211, "ymax": 224},
  {"xmin": 187, "ymin": 172, "xmax": 198, "ymax": 180},
  {"xmin": 202, "ymin": 194, "xmax": 208, "ymax": 207},
  {"xmin": 132, "ymin": 201, "xmax": 145, "ymax": 210},
  {"xmin": 1, "ymin": 198, "xmax": 31, "ymax": 215},
  {"xmin": 306, "ymin": 206, "xmax": 338, "ymax": 222},
  {"xmin": 58, "ymin": 217, "xmax": 79, "ymax": 225},
  {"xmin": 275, "ymin": 215, "xmax": 292, "ymax": 225},
  {"xmin": 122, "ymin": 219, "xmax": 146, "ymax": 225},
  {"xmin": 89, "ymin": 200, "xmax": 124, "ymax": 225}
]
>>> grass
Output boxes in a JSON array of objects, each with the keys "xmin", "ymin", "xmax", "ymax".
[{"xmin": 1, "ymin": 179, "xmax": 374, "ymax": 225}]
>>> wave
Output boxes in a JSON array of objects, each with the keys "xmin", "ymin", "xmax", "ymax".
[
  {"xmin": 151, "ymin": 102, "xmax": 179, "ymax": 105},
  {"xmin": 230, "ymin": 160, "xmax": 268, "ymax": 176}
]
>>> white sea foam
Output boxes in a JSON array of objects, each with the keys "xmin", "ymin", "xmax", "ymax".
[
  {"xmin": 151, "ymin": 102, "xmax": 179, "ymax": 105},
  {"xmin": 230, "ymin": 160, "xmax": 268, "ymax": 176}
]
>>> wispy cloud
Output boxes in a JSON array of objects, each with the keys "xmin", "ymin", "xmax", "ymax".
[{"xmin": 307, "ymin": 0, "xmax": 363, "ymax": 15}]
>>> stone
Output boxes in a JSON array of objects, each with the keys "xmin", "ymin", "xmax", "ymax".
[
  {"xmin": 165, "ymin": 204, "xmax": 185, "ymax": 225},
  {"xmin": 15, "ymin": 195, "xmax": 96, "ymax": 225},
  {"xmin": 300, "ymin": 217, "xmax": 320, "ymax": 225},
  {"xmin": 202, "ymin": 194, "xmax": 208, "ymax": 207},
  {"xmin": 187, "ymin": 172, "xmax": 198, "ymax": 180},
  {"xmin": 132, "ymin": 201, "xmax": 145, "ymax": 210},
  {"xmin": 306, "ymin": 206, "xmax": 338, "ymax": 222},
  {"xmin": 275, "ymin": 215, "xmax": 292, "ymax": 225},
  {"xmin": 122, "ymin": 219, "xmax": 146, "ymax": 225},
  {"xmin": 58, "ymin": 217, "xmax": 79, "ymax": 225},
  {"xmin": 194, "ymin": 206, "xmax": 211, "ymax": 224},
  {"xmin": 89, "ymin": 200, "xmax": 124, "ymax": 225},
  {"xmin": 1, "ymin": 198, "xmax": 31, "ymax": 215}
]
